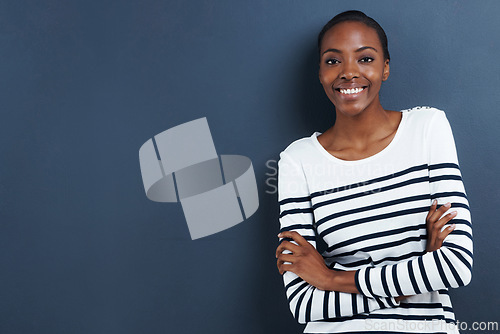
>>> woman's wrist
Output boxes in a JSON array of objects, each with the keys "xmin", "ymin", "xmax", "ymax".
[{"xmin": 320, "ymin": 269, "xmax": 360, "ymax": 294}]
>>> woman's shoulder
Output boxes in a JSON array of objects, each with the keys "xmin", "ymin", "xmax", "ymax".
[
  {"xmin": 402, "ymin": 105, "xmax": 446, "ymax": 119},
  {"xmin": 402, "ymin": 106, "xmax": 448, "ymax": 128},
  {"xmin": 279, "ymin": 133, "xmax": 318, "ymax": 161}
]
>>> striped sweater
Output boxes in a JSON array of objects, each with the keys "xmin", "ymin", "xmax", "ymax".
[{"xmin": 278, "ymin": 107, "xmax": 473, "ymax": 333}]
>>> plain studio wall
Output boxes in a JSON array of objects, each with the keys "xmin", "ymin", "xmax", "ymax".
[{"xmin": 0, "ymin": 0, "xmax": 498, "ymax": 333}]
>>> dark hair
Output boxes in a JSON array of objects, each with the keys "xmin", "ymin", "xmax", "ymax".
[{"xmin": 318, "ymin": 10, "xmax": 390, "ymax": 61}]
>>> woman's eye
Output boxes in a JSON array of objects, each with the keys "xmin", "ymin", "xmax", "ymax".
[
  {"xmin": 359, "ymin": 57, "xmax": 374, "ymax": 63},
  {"xmin": 326, "ymin": 58, "xmax": 340, "ymax": 65}
]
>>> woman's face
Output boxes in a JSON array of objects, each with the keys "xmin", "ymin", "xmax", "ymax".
[{"xmin": 319, "ymin": 21, "xmax": 390, "ymax": 117}]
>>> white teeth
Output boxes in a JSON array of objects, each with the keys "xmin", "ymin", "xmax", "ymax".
[{"xmin": 339, "ymin": 87, "xmax": 364, "ymax": 95}]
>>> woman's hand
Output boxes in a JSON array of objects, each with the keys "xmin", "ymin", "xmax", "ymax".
[
  {"xmin": 276, "ymin": 231, "xmax": 334, "ymax": 291},
  {"xmin": 425, "ymin": 200, "xmax": 456, "ymax": 252}
]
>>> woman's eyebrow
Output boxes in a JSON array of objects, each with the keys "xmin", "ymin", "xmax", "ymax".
[
  {"xmin": 322, "ymin": 46, "xmax": 378, "ymax": 56},
  {"xmin": 356, "ymin": 46, "xmax": 378, "ymax": 53},
  {"xmin": 322, "ymin": 48, "xmax": 342, "ymax": 55}
]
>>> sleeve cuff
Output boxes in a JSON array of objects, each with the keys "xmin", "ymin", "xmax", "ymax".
[
  {"xmin": 354, "ymin": 268, "xmax": 364, "ymax": 295},
  {"xmin": 355, "ymin": 267, "xmax": 374, "ymax": 298},
  {"xmin": 356, "ymin": 268, "xmax": 399, "ymax": 308}
]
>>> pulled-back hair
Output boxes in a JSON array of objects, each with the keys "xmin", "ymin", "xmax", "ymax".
[{"xmin": 318, "ymin": 10, "xmax": 390, "ymax": 61}]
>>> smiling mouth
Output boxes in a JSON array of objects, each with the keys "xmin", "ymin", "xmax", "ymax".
[{"xmin": 336, "ymin": 87, "xmax": 366, "ymax": 95}]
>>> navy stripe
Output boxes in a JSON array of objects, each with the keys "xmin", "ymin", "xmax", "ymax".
[
  {"xmin": 354, "ymin": 270, "xmax": 364, "ymax": 295},
  {"xmin": 448, "ymin": 248, "xmax": 473, "ymax": 271},
  {"xmin": 278, "ymin": 196, "xmax": 311, "ymax": 206},
  {"xmin": 407, "ymin": 261, "xmax": 421, "ymax": 294},
  {"xmin": 430, "ymin": 175, "xmax": 462, "ymax": 182},
  {"xmin": 279, "ymin": 224, "xmax": 315, "ymax": 232},
  {"xmin": 374, "ymin": 297, "xmax": 385, "ymax": 309},
  {"xmin": 433, "ymin": 191, "xmax": 467, "ymax": 200},
  {"xmin": 313, "ymin": 176, "xmax": 430, "ymax": 208},
  {"xmin": 373, "ymin": 251, "xmax": 426, "ymax": 266},
  {"xmin": 287, "ymin": 281, "xmax": 308, "ymax": 303},
  {"xmin": 428, "ymin": 163, "xmax": 459, "ymax": 170},
  {"xmin": 323, "ymin": 291, "xmax": 329, "ymax": 319},
  {"xmin": 418, "ymin": 256, "xmax": 433, "ymax": 292},
  {"xmin": 455, "ymin": 204, "xmax": 472, "ymax": 213},
  {"xmin": 311, "ymin": 164, "xmax": 429, "ymax": 198},
  {"xmin": 285, "ymin": 276, "xmax": 303, "ymax": 291},
  {"xmin": 449, "ymin": 218, "xmax": 472, "ymax": 228},
  {"xmin": 364, "ymin": 267, "xmax": 375, "ymax": 297},
  {"xmin": 351, "ymin": 294, "xmax": 357, "ymax": 315},
  {"xmin": 450, "ymin": 230, "xmax": 473, "ymax": 240},
  {"xmin": 317, "ymin": 312, "xmax": 446, "ymax": 323},
  {"xmin": 452, "ymin": 203, "xmax": 471, "ymax": 211},
  {"xmin": 305, "ymin": 287, "xmax": 314, "ymax": 323},
  {"xmin": 326, "ymin": 223, "xmax": 425, "ymax": 253},
  {"xmin": 335, "ymin": 250, "xmax": 426, "ymax": 268},
  {"xmin": 294, "ymin": 287, "xmax": 308, "ymax": 322},
  {"xmin": 332, "ymin": 235, "xmax": 426, "ymax": 259},
  {"xmin": 315, "ymin": 194, "xmax": 430, "ymax": 226},
  {"xmin": 443, "ymin": 306, "xmax": 454, "ymax": 313},
  {"xmin": 319, "ymin": 206, "xmax": 429, "ymax": 237},
  {"xmin": 331, "ymin": 258, "xmax": 373, "ymax": 268},
  {"xmin": 279, "ymin": 208, "xmax": 313, "ymax": 218},
  {"xmin": 441, "ymin": 251, "xmax": 465, "ymax": 286},
  {"xmin": 392, "ymin": 265, "xmax": 404, "ymax": 296},
  {"xmin": 433, "ymin": 251, "xmax": 451, "ymax": 287},
  {"xmin": 362, "ymin": 296, "xmax": 369, "ymax": 313},
  {"xmin": 381, "ymin": 266, "xmax": 391, "ymax": 297},
  {"xmin": 399, "ymin": 302, "xmax": 446, "ymax": 309},
  {"xmin": 443, "ymin": 242, "xmax": 473, "ymax": 258},
  {"xmin": 334, "ymin": 291, "xmax": 341, "ymax": 317}
]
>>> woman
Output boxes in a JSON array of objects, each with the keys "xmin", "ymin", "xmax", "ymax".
[{"xmin": 275, "ymin": 10, "xmax": 472, "ymax": 334}]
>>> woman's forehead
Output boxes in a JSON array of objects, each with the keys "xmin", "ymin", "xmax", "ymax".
[{"xmin": 321, "ymin": 21, "xmax": 382, "ymax": 52}]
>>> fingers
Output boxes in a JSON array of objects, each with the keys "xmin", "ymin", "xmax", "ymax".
[
  {"xmin": 433, "ymin": 211, "xmax": 457, "ymax": 232},
  {"xmin": 426, "ymin": 199, "xmax": 438, "ymax": 222},
  {"xmin": 439, "ymin": 223, "xmax": 456, "ymax": 240},
  {"xmin": 425, "ymin": 200, "xmax": 458, "ymax": 252},
  {"xmin": 275, "ymin": 231, "xmax": 309, "ymax": 275},
  {"xmin": 276, "ymin": 252, "xmax": 295, "ymax": 274},
  {"xmin": 427, "ymin": 222, "xmax": 456, "ymax": 252},
  {"xmin": 276, "ymin": 253, "xmax": 294, "ymax": 267},
  {"xmin": 275, "ymin": 240, "xmax": 300, "ymax": 258},
  {"xmin": 277, "ymin": 262, "xmax": 293, "ymax": 275},
  {"xmin": 277, "ymin": 230, "xmax": 309, "ymax": 246},
  {"xmin": 427, "ymin": 201, "xmax": 453, "ymax": 224}
]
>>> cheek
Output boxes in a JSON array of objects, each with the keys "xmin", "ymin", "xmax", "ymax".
[
  {"xmin": 319, "ymin": 68, "xmax": 336, "ymax": 86},
  {"xmin": 366, "ymin": 67, "xmax": 386, "ymax": 84}
]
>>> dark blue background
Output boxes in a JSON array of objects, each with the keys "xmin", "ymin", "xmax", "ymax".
[{"xmin": 1, "ymin": 1, "xmax": 498, "ymax": 333}]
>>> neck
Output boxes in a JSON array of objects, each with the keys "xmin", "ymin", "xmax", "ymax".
[{"xmin": 332, "ymin": 103, "xmax": 391, "ymax": 144}]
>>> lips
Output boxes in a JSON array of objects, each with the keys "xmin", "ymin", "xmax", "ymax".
[
  {"xmin": 338, "ymin": 87, "xmax": 365, "ymax": 95},
  {"xmin": 334, "ymin": 85, "xmax": 367, "ymax": 99}
]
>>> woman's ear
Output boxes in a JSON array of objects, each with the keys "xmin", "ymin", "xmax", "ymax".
[{"xmin": 382, "ymin": 59, "xmax": 390, "ymax": 81}]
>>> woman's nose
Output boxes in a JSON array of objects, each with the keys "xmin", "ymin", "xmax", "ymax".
[{"xmin": 340, "ymin": 61, "xmax": 359, "ymax": 80}]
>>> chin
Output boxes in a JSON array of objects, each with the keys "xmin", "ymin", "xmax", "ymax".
[{"xmin": 333, "ymin": 103, "xmax": 368, "ymax": 117}]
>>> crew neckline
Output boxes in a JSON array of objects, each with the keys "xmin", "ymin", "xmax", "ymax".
[{"xmin": 311, "ymin": 110, "xmax": 408, "ymax": 165}]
